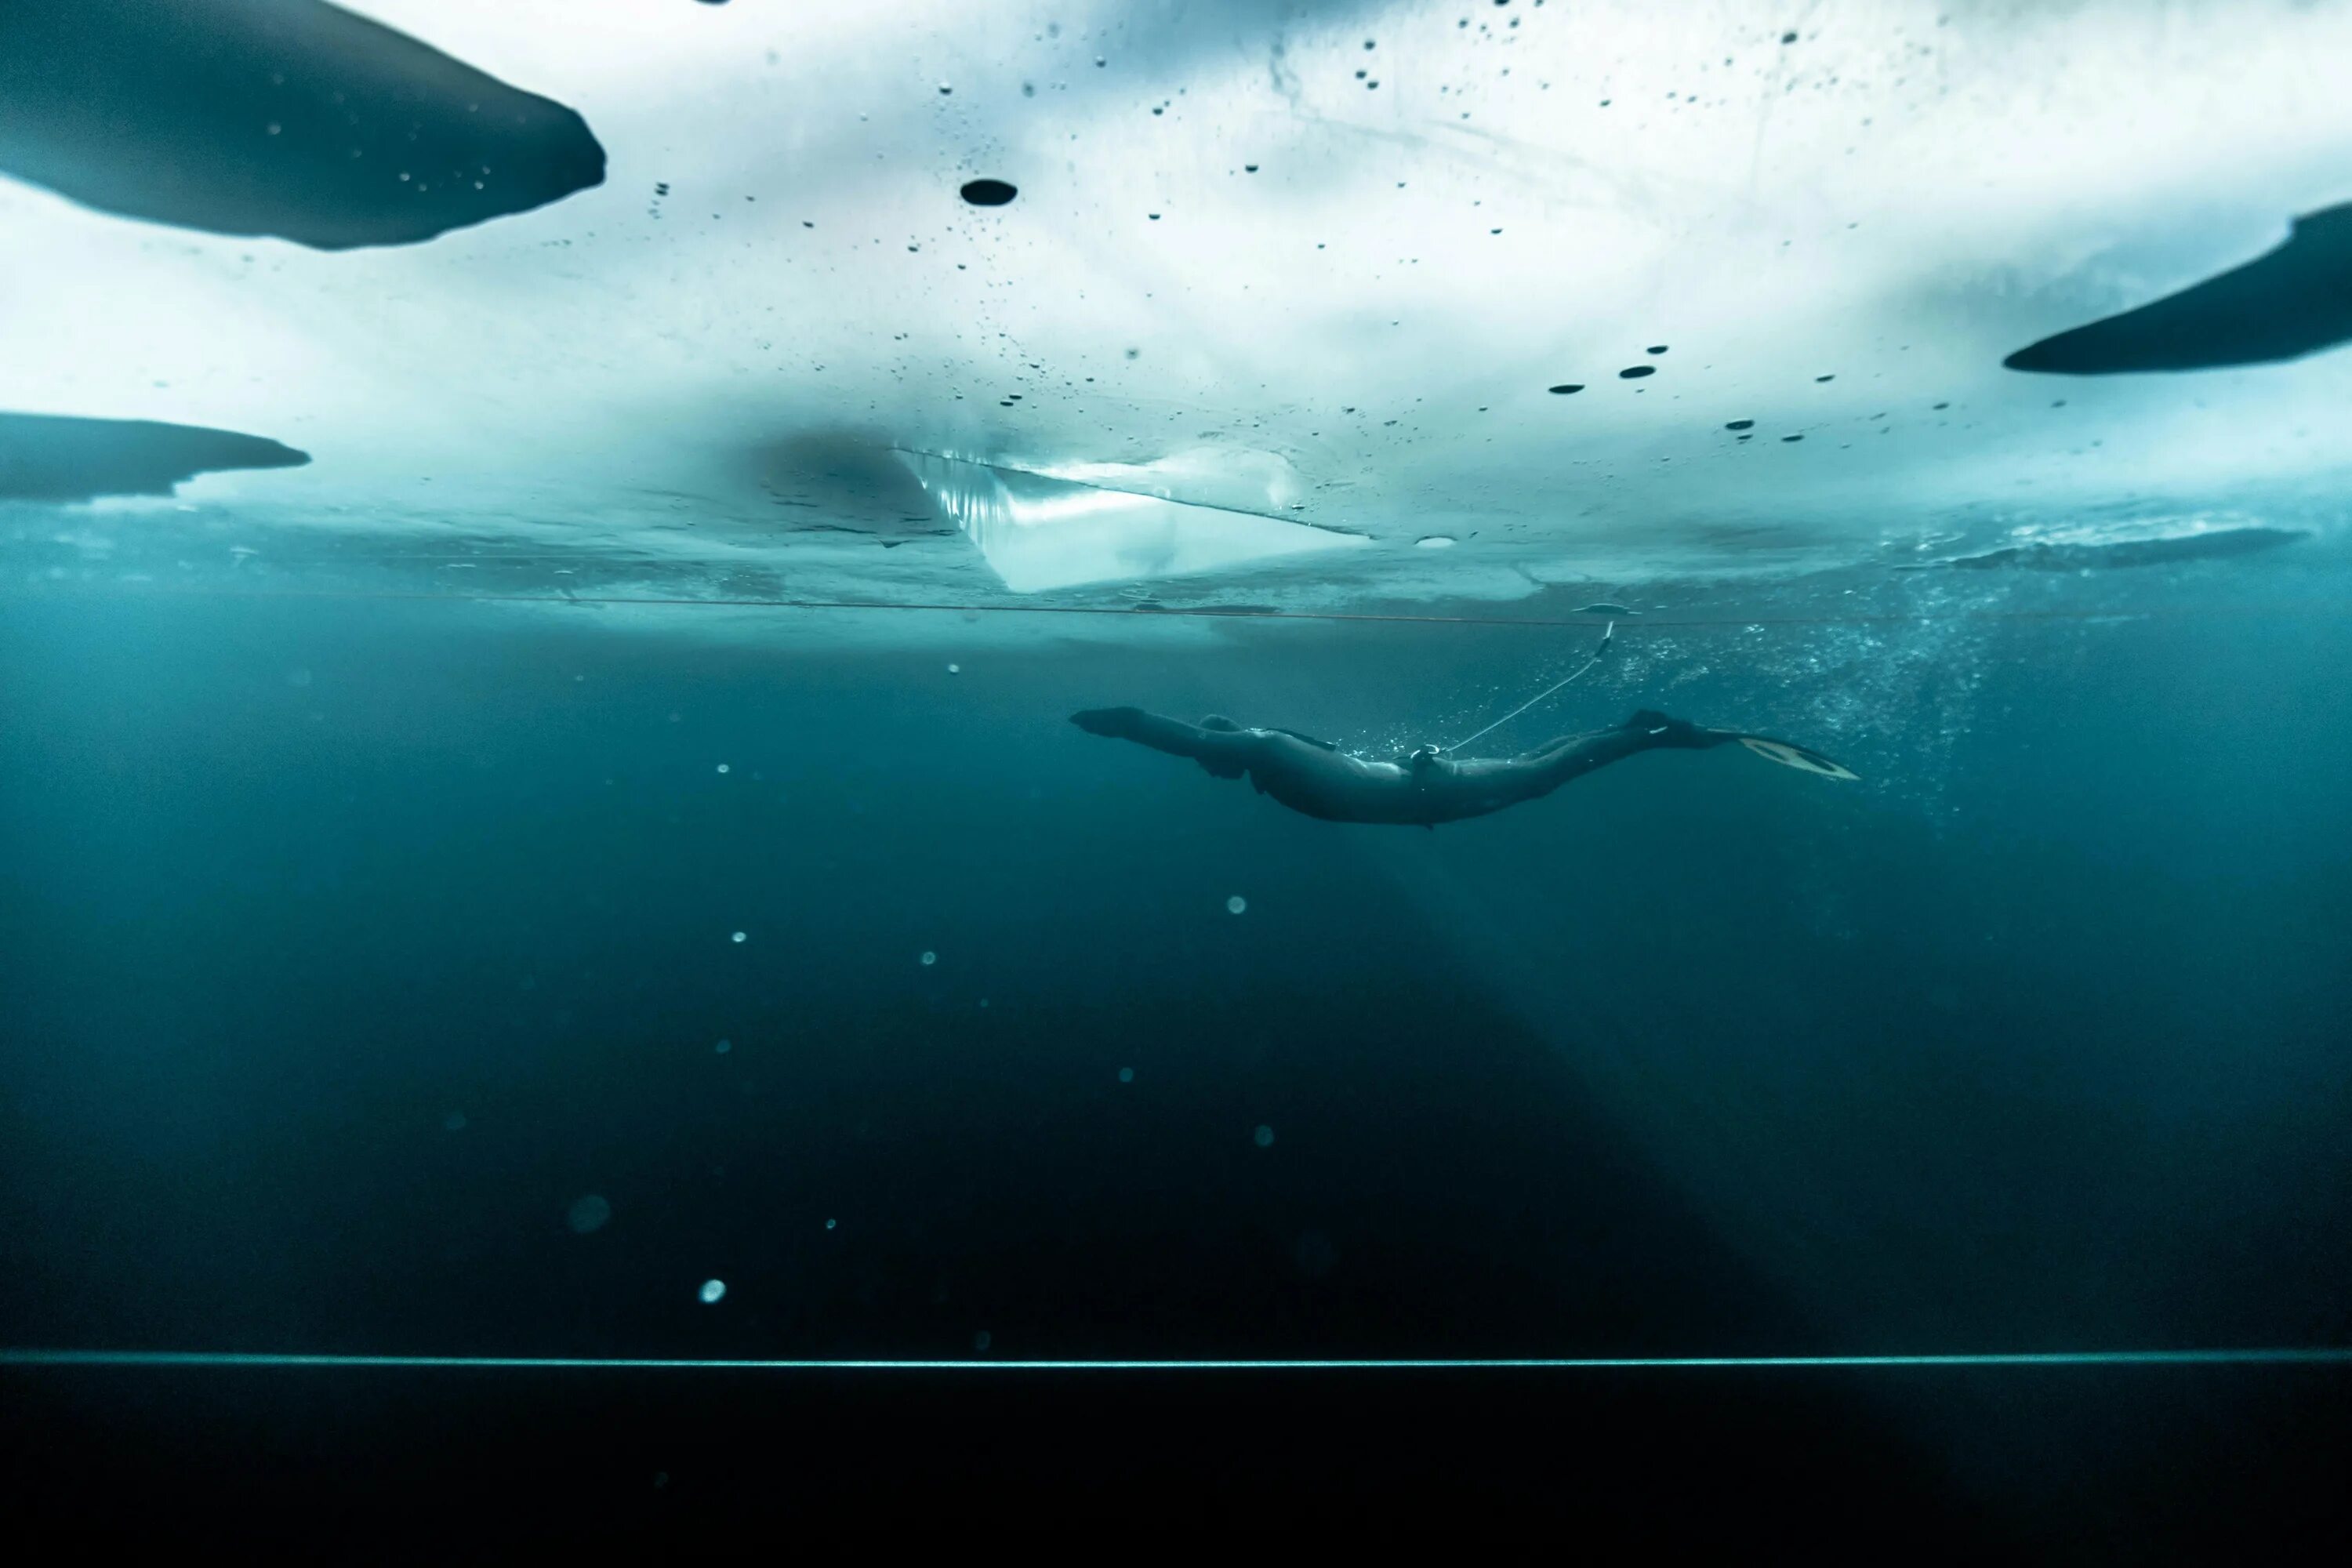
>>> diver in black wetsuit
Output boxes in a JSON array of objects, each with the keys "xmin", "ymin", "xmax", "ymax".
[{"xmin": 1069, "ymin": 706, "xmax": 1856, "ymax": 826}]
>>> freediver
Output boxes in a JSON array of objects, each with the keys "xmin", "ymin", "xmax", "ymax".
[{"xmin": 1067, "ymin": 705, "xmax": 1857, "ymax": 827}]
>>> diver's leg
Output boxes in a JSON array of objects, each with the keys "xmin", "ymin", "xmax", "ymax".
[
  {"xmin": 1504, "ymin": 711, "xmax": 1735, "ymax": 797},
  {"xmin": 1519, "ymin": 728, "xmax": 1607, "ymax": 760}
]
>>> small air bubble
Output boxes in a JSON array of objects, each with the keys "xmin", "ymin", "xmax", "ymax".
[
  {"xmin": 699, "ymin": 1279, "xmax": 727, "ymax": 1304},
  {"xmin": 731, "ymin": 931, "xmax": 747, "ymax": 943},
  {"xmin": 1227, "ymin": 895, "xmax": 1248, "ymax": 914},
  {"xmin": 1254, "ymin": 1125, "xmax": 1276, "ymax": 1148},
  {"xmin": 920, "ymin": 950, "xmax": 938, "ymax": 966}
]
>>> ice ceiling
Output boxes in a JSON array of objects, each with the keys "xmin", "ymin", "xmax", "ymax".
[{"xmin": 4, "ymin": 0, "xmax": 2350, "ymax": 606}]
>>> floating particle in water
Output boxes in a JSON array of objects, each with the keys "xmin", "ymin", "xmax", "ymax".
[
  {"xmin": 1254, "ymin": 1125, "xmax": 1276, "ymax": 1149},
  {"xmin": 973, "ymin": 1330, "xmax": 992, "ymax": 1352},
  {"xmin": 1646, "ymin": 344, "xmax": 1669, "ymax": 354},
  {"xmin": 1814, "ymin": 373, "xmax": 1835, "ymax": 382},
  {"xmin": 699, "ymin": 1279, "xmax": 727, "ymax": 1305},
  {"xmin": 1414, "ymin": 535, "xmax": 1456, "ymax": 549},
  {"xmin": 731, "ymin": 931, "xmax": 747, "ymax": 943},
  {"xmin": 1781, "ymin": 433, "xmax": 1805, "ymax": 442},
  {"xmin": 1933, "ymin": 401, "xmax": 1950, "ymax": 410},
  {"xmin": 946, "ymin": 662, "xmax": 960, "ymax": 674},
  {"xmin": 716, "ymin": 762, "xmax": 730, "ymax": 773},
  {"xmin": 1244, "ymin": 163, "xmax": 1259, "ymax": 172},
  {"xmin": 442, "ymin": 1111, "xmax": 466, "ymax": 1133},
  {"xmin": 1782, "ymin": 30, "xmax": 1798, "ymax": 44},
  {"xmin": 1618, "ymin": 365, "xmax": 1656, "ymax": 379},
  {"xmin": 1124, "ymin": 347, "xmax": 1140, "ymax": 359},
  {"xmin": 1548, "ymin": 383, "xmax": 1584, "ymax": 394},
  {"xmin": 567, "ymin": 1194, "xmax": 612, "ymax": 1234},
  {"xmin": 937, "ymin": 83, "xmax": 953, "ymax": 95},
  {"xmin": 1227, "ymin": 895, "xmax": 1247, "ymax": 914},
  {"xmin": 654, "ymin": 182, "xmax": 670, "ymax": 196},
  {"xmin": 825, "ymin": 1218, "xmax": 837, "ymax": 1230},
  {"xmin": 960, "ymin": 178, "xmax": 1017, "ymax": 206},
  {"xmin": 1118, "ymin": 1067, "xmax": 1134, "ymax": 1083},
  {"xmin": 920, "ymin": 950, "xmax": 938, "ymax": 966},
  {"xmin": 714, "ymin": 1038, "xmax": 731, "ymax": 1054},
  {"xmin": 1726, "ymin": 419, "xmax": 1755, "ymax": 430}
]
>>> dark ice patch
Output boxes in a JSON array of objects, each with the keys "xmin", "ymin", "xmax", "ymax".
[
  {"xmin": 960, "ymin": 178, "xmax": 1018, "ymax": 206},
  {"xmin": 0, "ymin": 0, "xmax": 604, "ymax": 249},
  {"xmin": 0, "ymin": 412, "xmax": 310, "ymax": 502},
  {"xmin": 2005, "ymin": 202, "xmax": 2352, "ymax": 374},
  {"xmin": 746, "ymin": 430, "xmax": 951, "ymax": 539}
]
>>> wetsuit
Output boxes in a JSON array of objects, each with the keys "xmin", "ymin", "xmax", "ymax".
[{"xmin": 1069, "ymin": 706, "xmax": 1853, "ymax": 826}]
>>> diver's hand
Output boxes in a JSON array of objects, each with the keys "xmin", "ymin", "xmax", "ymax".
[{"xmin": 1069, "ymin": 706, "xmax": 1143, "ymax": 738}]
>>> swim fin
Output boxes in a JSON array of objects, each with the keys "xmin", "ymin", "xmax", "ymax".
[{"xmin": 1733, "ymin": 734, "xmax": 1860, "ymax": 781}]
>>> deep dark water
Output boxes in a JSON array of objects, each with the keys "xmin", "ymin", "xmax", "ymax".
[{"xmin": 3, "ymin": 590, "xmax": 2350, "ymax": 1546}]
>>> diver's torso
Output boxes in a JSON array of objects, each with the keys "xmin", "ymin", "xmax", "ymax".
[{"xmin": 1242, "ymin": 734, "xmax": 1526, "ymax": 826}]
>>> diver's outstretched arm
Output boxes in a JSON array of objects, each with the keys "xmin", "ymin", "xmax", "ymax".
[
  {"xmin": 1072, "ymin": 706, "xmax": 1260, "ymax": 779},
  {"xmin": 1070, "ymin": 706, "xmax": 1219, "ymax": 757}
]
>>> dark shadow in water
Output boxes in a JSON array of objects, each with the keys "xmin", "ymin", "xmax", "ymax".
[
  {"xmin": 1914, "ymin": 526, "xmax": 2307, "ymax": 572},
  {"xmin": 2005, "ymin": 203, "xmax": 2352, "ymax": 373},
  {"xmin": 0, "ymin": 0, "xmax": 604, "ymax": 249},
  {"xmin": 0, "ymin": 412, "xmax": 310, "ymax": 501}
]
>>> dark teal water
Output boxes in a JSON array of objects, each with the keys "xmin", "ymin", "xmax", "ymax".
[{"xmin": 3, "ymin": 583, "xmax": 2349, "ymax": 1548}]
